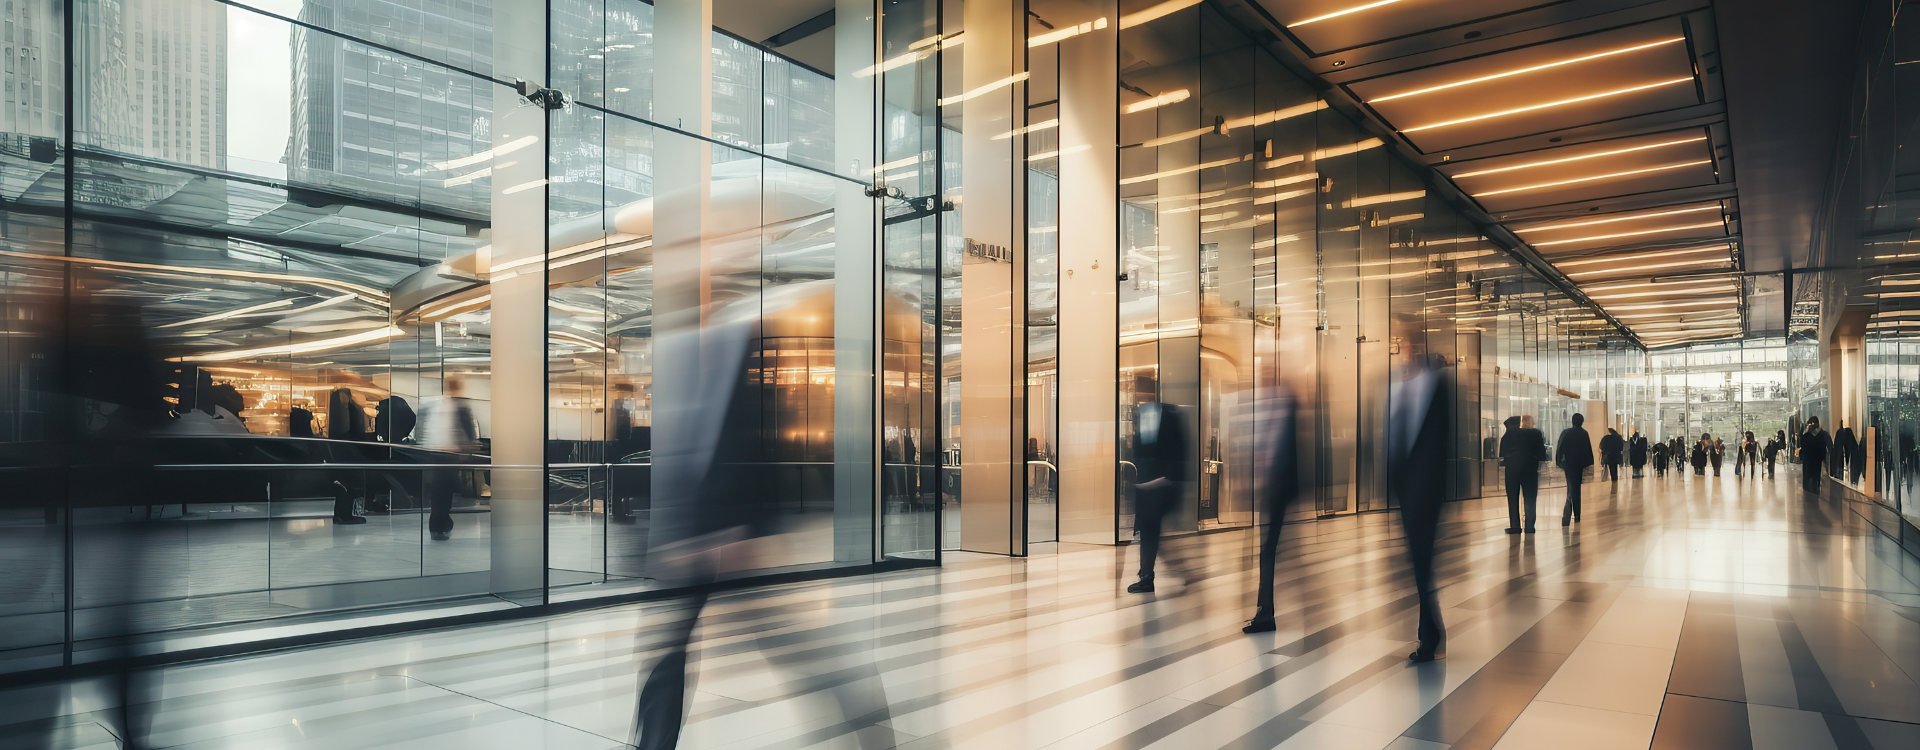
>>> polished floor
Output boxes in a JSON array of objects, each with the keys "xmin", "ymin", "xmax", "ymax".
[{"xmin": 3, "ymin": 467, "xmax": 1919, "ymax": 749}]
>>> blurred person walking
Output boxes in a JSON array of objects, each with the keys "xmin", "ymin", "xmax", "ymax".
[
  {"xmin": 1599, "ymin": 428, "xmax": 1624, "ymax": 482},
  {"xmin": 417, "ymin": 375, "xmax": 483, "ymax": 541},
  {"xmin": 1692, "ymin": 434, "xmax": 1711, "ymax": 476},
  {"xmin": 1128, "ymin": 380, "xmax": 1193, "ymax": 594},
  {"xmin": 1833, "ymin": 419, "xmax": 1858, "ymax": 482},
  {"xmin": 1390, "ymin": 346, "xmax": 1453, "ymax": 663},
  {"xmin": 1555, "ymin": 414, "xmax": 1594, "ymax": 525},
  {"xmin": 1652, "ymin": 438, "xmax": 1670, "ymax": 478},
  {"xmin": 1800, "ymin": 417, "xmax": 1832, "ymax": 492},
  {"xmin": 1244, "ymin": 378, "xmax": 1302, "ymax": 633},
  {"xmin": 1764, "ymin": 430, "xmax": 1785, "ymax": 478},
  {"xmin": 1629, "ymin": 431, "xmax": 1648, "ymax": 478}
]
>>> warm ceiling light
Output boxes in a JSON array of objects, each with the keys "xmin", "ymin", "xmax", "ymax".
[
  {"xmin": 1401, "ymin": 78, "xmax": 1694, "ymax": 133},
  {"xmin": 1124, "ymin": 89, "xmax": 1191, "ymax": 114},
  {"xmin": 1551, "ymin": 245, "xmax": 1732, "ymax": 267},
  {"xmin": 1290, "ymin": 0, "xmax": 1409, "ymax": 27},
  {"xmin": 1029, "ymin": 17, "xmax": 1108, "ymax": 47},
  {"xmin": 1120, "ymin": 0, "xmax": 1203, "ymax": 29},
  {"xmin": 1606, "ymin": 300, "xmax": 1737, "ymax": 312},
  {"xmin": 1314, "ymin": 138, "xmax": 1385, "ymax": 160},
  {"xmin": 1371, "ymin": 38, "xmax": 1687, "ymax": 104},
  {"xmin": 1453, "ymin": 137, "xmax": 1706, "ymax": 179},
  {"xmin": 1565, "ymin": 257, "xmax": 1734, "ymax": 276},
  {"xmin": 1345, "ymin": 191, "xmax": 1425, "ymax": 208},
  {"xmin": 1515, "ymin": 204, "xmax": 1722, "ymax": 234},
  {"xmin": 1531, "ymin": 221, "xmax": 1725, "ymax": 247},
  {"xmin": 1478, "ymin": 161, "xmax": 1712, "ymax": 197},
  {"xmin": 174, "ymin": 325, "xmax": 403, "ymax": 363}
]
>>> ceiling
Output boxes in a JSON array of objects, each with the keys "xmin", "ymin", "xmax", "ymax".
[{"xmin": 1221, "ymin": 0, "xmax": 1864, "ymax": 349}]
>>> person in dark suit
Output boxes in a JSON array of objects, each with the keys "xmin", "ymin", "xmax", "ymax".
[
  {"xmin": 1670, "ymin": 436, "xmax": 1687, "ymax": 474},
  {"xmin": 1499, "ymin": 415, "xmax": 1546, "ymax": 533},
  {"xmin": 1764, "ymin": 431, "xmax": 1784, "ymax": 478},
  {"xmin": 375, "ymin": 395, "xmax": 416, "ymax": 443},
  {"xmin": 1598, "ymin": 428, "xmax": 1623, "ymax": 482},
  {"xmin": 1711, "ymin": 437, "xmax": 1725, "ymax": 476},
  {"xmin": 1692, "ymin": 435, "xmax": 1710, "ymax": 476},
  {"xmin": 1833, "ymin": 420, "xmax": 1858, "ymax": 482},
  {"xmin": 289, "ymin": 405, "xmax": 316, "ymax": 437},
  {"xmin": 1244, "ymin": 380, "xmax": 1301, "ymax": 633},
  {"xmin": 1390, "ymin": 350, "xmax": 1452, "ymax": 663},
  {"xmin": 1800, "ymin": 417, "xmax": 1831, "ymax": 491},
  {"xmin": 1128, "ymin": 388, "xmax": 1192, "ymax": 594},
  {"xmin": 1628, "ymin": 431, "xmax": 1648, "ymax": 478},
  {"xmin": 1555, "ymin": 414, "xmax": 1593, "ymax": 525},
  {"xmin": 1652, "ymin": 438, "xmax": 1670, "ymax": 478}
]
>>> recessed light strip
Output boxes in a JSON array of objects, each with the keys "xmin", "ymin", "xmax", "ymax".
[
  {"xmin": 1531, "ymin": 220, "xmax": 1725, "ymax": 247},
  {"xmin": 1515, "ymin": 204, "xmax": 1722, "ymax": 234},
  {"xmin": 1402, "ymin": 78, "xmax": 1694, "ymax": 134},
  {"xmin": 1371, "ymin": 38, "xmax": 1686, "ymax": 104},
  {"xmin": 1551, "ymin": 245, "xmax": 1732, "ymax": 267},
  {"xmin": 1478, "ymin": 160, "xmax": 1712, "ymax": 198},
  {"xmin": 1453, "ymin": 137, "xmax": 1706, "ymax": 179},
  {"xmin": 1290, "ymin": 0, "xmax": 1408, "ymax": 27}
]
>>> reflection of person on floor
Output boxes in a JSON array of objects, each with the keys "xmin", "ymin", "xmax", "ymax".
[
  {"xmin": 419, "ymin": 376, "xmax": 483, "ymax": 541},
  {"xmin": 1391, "ymin": 347, "xmax": 1452, "ymax": 663},
  {"xmin": 1555, "ymin": 414, "xmax": 1593, "ymax": 525},
  {"xmin": 1244, "ymin": 376, "xmax": 1302, "ymax": 633},
  {"xmin": 1127, "ymin": 379, "xmax": 1192, "ymax": 594}
]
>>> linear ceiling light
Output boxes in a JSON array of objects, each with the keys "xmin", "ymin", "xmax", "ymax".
[
  {"xmin": 1565, "ymin": 258, "xmax": 1734, "ymax": 276},
  {"xmin": 1515, "ymin": 205, "xmax": 1722, "ymax": 234},
  {"xmin": 1605, "ymin": 300, "xmax": 1737, "ymax": 312},
  {"xmin": 1371, "ymin": 38, "xmax": 1687, "ymax": 104},
  {"xmin": 1531, "ymin": 221, "xmax": 1725, "ymax": 247},
  {"xmin": 1124, "ymin": 89, "xmax": 1191, "ymax": 114},
  {"xmin": 1120, "ymin": 0, "xmax": 1203, "ymax": 28},
  {"xmin": 1478, "ymin": 161, "xmax": 1712, "ymax": 197},
  {"xmin": 1402, "ymin": 78, "xmax": 1694, "ymax": 133},
  {"xmin": 1290, "ymin": 0, "xmax": 1408, "ymax": 26},
  {"xmin": 1551, "ymin": 245, "xmax": 1732, "ymax": 267},
  {"xmin": 1453, "ymin": 137, "xmax": 1706, "ymax": 179}
]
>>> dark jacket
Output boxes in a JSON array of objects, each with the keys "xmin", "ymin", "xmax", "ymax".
[
  {"xmin": 1132, "ymin": 402, "xmax": 1192, "ymax": 485},
  {"xmin": 1628, "ymin": 436, "xmax": 1648, "ymax": 466},
  {"xmin": 1652, "ymin": 442, "xmax": 1669, "ymax": 464},
  {"xmin": 1800, "ymin": 428, "xmax": 1831, "ymax": 463},
  {"xmin": 1693, "ymin": 443, "xmax": 1709, "ymax": 468},
  {"xmin": 1764, "ymin": 438, "xmax": 1783, "ymax": 460},
  {"xmin": 1391, "ymin": 366, "xmax": 1453, "ymax": 524},
  {"xmin": 376, "ymin": 396, "xmax": 416, "ymax": 443},
  {"xmin": 1556, "ymin": 424, "xmax": 1594, "ymax": 470},
  {"xmin": 1834, "ymin": 427, "xmax": 1858, "ymax": 457},
  {"xmin": 1599, "ymin": 432, "xmax": 1624, "ymax": 464},
  {"xmin": 1500, "ymin": 425, "xmax": 1547, "ymax": 476}
]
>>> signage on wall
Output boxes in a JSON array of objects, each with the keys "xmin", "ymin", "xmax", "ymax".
[{"xmin": 965, "ymin": 238, "xmax": 1012, "ymax": 263}]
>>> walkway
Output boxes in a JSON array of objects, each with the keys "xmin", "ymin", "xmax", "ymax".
[{"xmin": 3, "ymin": 468, "xmax": 1918, "ymax": 749}]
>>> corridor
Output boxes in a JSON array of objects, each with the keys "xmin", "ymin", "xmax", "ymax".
[{"xmin": 3, "ymin": 468, "xmax": 1917, "ymax": 750}]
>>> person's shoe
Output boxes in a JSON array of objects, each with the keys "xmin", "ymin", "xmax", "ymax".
[
  {"xmin": 1243, "ymin": 613, "xmax": 1277, "ymax": 634},
  {"xmin": 1562, "ymin": 517, "xmax": 1571, "ymax": 526},
  {"xmin": 1524, "ymin": 527, "xmax": 1536, "ymax": 534},
  {"xmin": 335, "ymin": 515, "xmax": 367, "ymax": 525},
  {"xmin": 1504, "ymin": 527, "xmax": 1522, "ymax": 534},
  {"xmin": 1126, "ymin": 577, "xmax": 1155, "ymax": 594},
  {"xmin": 431, "ymin": 531, "xmax": 451, "ymax": 541}
]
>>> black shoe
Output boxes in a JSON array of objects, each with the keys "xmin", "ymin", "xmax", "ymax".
[
  {"xmin": 335, "ymin": 515, "xmax": 367, "ymax": 525},
  {"xmin": 431, "ymin": 531, "xmax": 450, "ymax": 541},
  {"xmin": 1127, "ymin": 577, "xmax": 1155, "ymax": 594},
  {"xmin": 1243, "ymin": 617, "xmax": 1277, "ymax": 634},
  {"xmin": 1504, "ymin": 527, "xmax": 1522, "ymax": 534},
  {"xmin": 1524, "ymin": 528, "xmax": 1536, "ymax": 534}
]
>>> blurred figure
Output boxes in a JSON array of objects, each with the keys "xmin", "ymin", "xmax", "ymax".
[
  {"xmin": 1833, "ymin": 419, "xmax": 1857, "ymax": 482},
  {"xmin": 1692, "ymin": 434, "xmax": 1710, "ymax": 476},
  {"xmin": 375, "ymin": 395, "xmax": 416, "ymax": 443},
  {"xmin": 1499, "ymin": 415, "xmax": 1545, "ymax": 534},
  {"xmin": 417, "ymin": 375, "xmax": 483, "ymax": 541},
  {"xmin": 327, "ymin": 387, "xmax": 375, "ymax": 441},
  {"xmin": 1628, "ymin": 430, "xmax": 1648, "ymax": 478},
  {"xmin": 1799, "ymin": 417, "xmax": 1831, "ymax": 491},
  {"xmin": 1764, "ymin": 430, "xmax": 1785, "ymax": 478},
  {"xmin": 1555, "ymin": 414, "xmax": 1593, "ymax": 525},
  {"xmin": 1127, "ymin": 380, "xmax": 1192, "ymax": 594},
  {"xmin": 1599, "ymin": 428, "xmax": 1623, "ymax": 482},
  {"xmin": 1737, "ymin": 431, "xmax": 1758, "ymax": 478},
  {"xmin": 1652, "ymin": 437, "xmax": 1670, "ymax": 478},
  {"xmin": 631, "ymin": 286, "xmax": 890, "ymax": 750},
  {"xmin": 1390, "ymin": 325, "xmax": 1452, "ymax": 663},
  {"xmin": 1670, "ymin": 436, "xmax": 1687, "ymax": 475},
  {"xmin": 1244, "ymin": 375, "xmax": 1302, "ymax": 633},
  {"xmin": 1711, "ymin": 436, "xmax": 1725, "ymax": 476}
]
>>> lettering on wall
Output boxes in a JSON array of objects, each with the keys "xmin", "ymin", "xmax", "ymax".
[{"xmin": 965, "ymin": 238, "xmax": 1012, "ymax": 263}]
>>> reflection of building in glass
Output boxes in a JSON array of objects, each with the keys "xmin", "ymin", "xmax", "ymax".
[
  {"xmin": 1, "ymin": 0, "xmax": 64, "ymax": 141},
  {"xmin": 288, "ymin": 0, "xmax": 492, "ymax": 213},
  {"xmin": 65, "ymin": 0, "xmax": 226, "ymax": 168}
]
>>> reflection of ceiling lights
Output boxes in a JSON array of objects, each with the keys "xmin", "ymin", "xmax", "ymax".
[
  {"xmin": 1345, "ymin": 190, "xmax": 1424, "ymax": 208},
  {"xmin": 1453, "ymin": 137, "xmax": 1706, "ymax": 179},
  {"xmin": 1531, "ymin": 221, "xmax": 1724, "ymax": 247},
  {"xmin": 1124, "ymin": 89, "xmax": 1190, "ymax": 114},
  {"xmin": 1289, "ymin": 0, "xmax": 1408, "ymax": 27},
  {"xmin": 158, "ymin": 298, "xmax": 294, "ymax": 329},
  {"xmin": 1371, "ymin": 39, "xmax": 1687, "ymax": 104},
  {"xmin": 430, "ymin": 136, "xmax": 538, "ymax": 172},
  {"xmin": 174, "ymin": 325, "xmax": 403, "ymax": 363},
  {"xmin": 1121, "ymin": 0, "xmax": 1204, "ymax": 29},
  {"xmin": 1515, "ymin": 205, "xmax": 1721, "ymax": 234},
  {"xmin": 1029, "ymin": 17, "xmax": 1108, "ymax": 47},
  {"xmin": 1401, "ymin": 78, "xmax": 1694, "ymax": 134}
]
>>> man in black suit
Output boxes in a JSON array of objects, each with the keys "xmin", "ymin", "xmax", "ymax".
[
  {"xmin": 1500, "ymin": 415, "xmax": 1546, "ymax": 533},
  {"xmin": 1244, "ymin": 380, "xmax": 1301, "ymax": 633},
  {"xmin": 1390, "ymin": 347, "xmax": 1452, "ymax": 663},
  {"xmin": 1128, "ymin": 386, "xmax": 1192, "ymax": 594},
  {"xmin": 1833, "ymin": 419, "xmax": 1858, "ymax": 482},
  {"xmin": 1555, "ymin": 413, "xmax": 1594, "ymax": 525}
]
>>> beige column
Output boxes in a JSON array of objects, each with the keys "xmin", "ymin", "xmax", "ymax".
[
  {"xmin": 959, "ymin": 0, "xmax": 1024, "ymax": 554},
  {"xmin": 1055, "ymin": 0, "xmax": 1117, "ymax": 544}
]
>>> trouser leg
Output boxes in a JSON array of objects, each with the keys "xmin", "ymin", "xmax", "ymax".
[
  {"xmin": 1254, "ymin": 498, "xmax": 1283, "ymax": 615},
  {"xmin": 428, "ymin": 468, "xmax": 455, "ymax": 534},
  {"xmin": 1505, "ymin": 474, "xmax": 1522, "ymax": 528},
  {"xmin": 1521, "ymin": 475, "xmax": 1538, "ymax": 530},
  {"xmin": 634, "ymin": 586, "xmax": 710, "ymax": 750},
  {"xmin": 1135, "ymin": 488, "xmax": 1167, "ymax": 579},
  {"xmin": 1401, "ymin": 510, "xmax": 1443, "ymax": 653},
  {"xmin": 1564, "ymin": 470, "xmax": 1582, "ymax": 520}
]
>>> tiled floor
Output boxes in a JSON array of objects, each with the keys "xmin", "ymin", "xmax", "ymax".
[{"xmin": 3, "ymin": 467, "xmax": 1918, "ymax": 749}]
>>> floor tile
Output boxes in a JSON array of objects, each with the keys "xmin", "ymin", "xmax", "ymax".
[{"xmin": 1491, "ymin": 700, "xmax": 1657, "ymax": 750}]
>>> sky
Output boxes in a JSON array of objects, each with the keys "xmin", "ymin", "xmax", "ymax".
[{"xmin": 225, "ymin": 3, "xmax": 296, "ymax": 180}]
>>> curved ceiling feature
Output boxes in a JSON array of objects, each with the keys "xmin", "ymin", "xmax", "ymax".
[{"xmin": 1231, "ymin": 0, "xmax": 1756, "ymax": 349}]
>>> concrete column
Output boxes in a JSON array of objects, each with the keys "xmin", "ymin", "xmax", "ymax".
[{"xmin": 488, "ymin": 0, "xmax": 549, "ymax": 597}]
